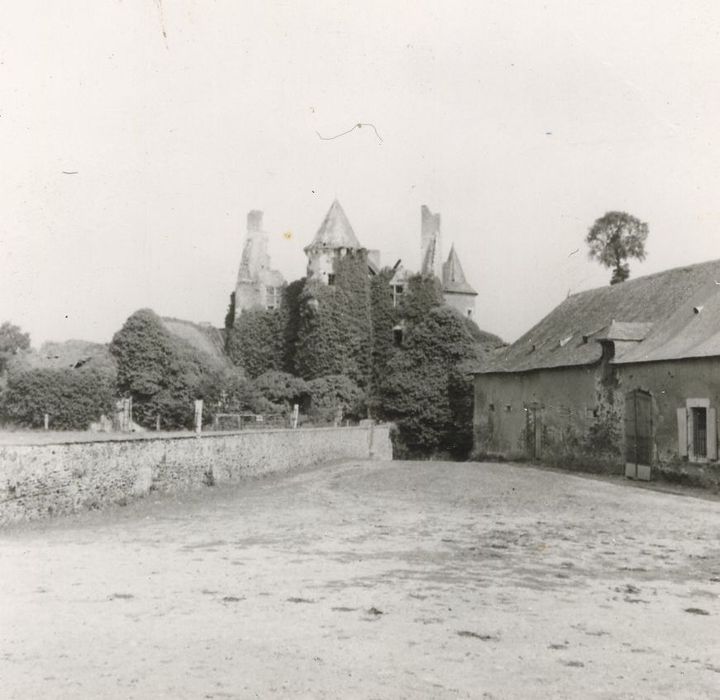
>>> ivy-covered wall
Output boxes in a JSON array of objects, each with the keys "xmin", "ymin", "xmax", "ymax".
[{"xmin": 293, "ymin": 252, "xmax": 373, "ymax": 387}]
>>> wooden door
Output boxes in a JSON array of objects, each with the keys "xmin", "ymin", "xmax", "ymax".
[{"xmin": 625, "ymin": 390, "xmax": 653, "ymax": 480}]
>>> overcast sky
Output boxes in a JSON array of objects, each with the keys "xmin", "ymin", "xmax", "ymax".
[{"xmin": 2, "ymin": 0, "xmax": 720, "ymax": 347}]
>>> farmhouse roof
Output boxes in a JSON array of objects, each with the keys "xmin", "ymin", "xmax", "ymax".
[
  {"xmin": 477, "ymin": 258, "xmax": 720, "ymax": 373},
  {"xmin": 442, "ymin": 245, "xmax": 477, "ymax": 295},
  {"xmin": 305, "ymin": 199, "xmax": 363, "ymax": 251}
]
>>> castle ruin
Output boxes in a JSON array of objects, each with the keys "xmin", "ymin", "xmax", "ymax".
[
  {"xmin": 233, "ymin": 200, "xmax": 477, "ymax": 318},
  {"xmin": 233, "ymin": 210, "xmax": 286, "ymax": 320}
]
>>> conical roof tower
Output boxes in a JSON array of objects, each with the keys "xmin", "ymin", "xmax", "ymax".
[{"xmin": 304, "ymin": 199, "xmax": 362, "ymax": 251}]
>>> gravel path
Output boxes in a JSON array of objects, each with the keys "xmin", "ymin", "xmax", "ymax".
[{"xmin": 1, "ymin": 460, "xmax": 719, "ymax": 698}]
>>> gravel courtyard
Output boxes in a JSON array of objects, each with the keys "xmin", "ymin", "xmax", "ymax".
[{"xmin": 1, "ymin": 460, "xmax": 719, "ymax": 699}]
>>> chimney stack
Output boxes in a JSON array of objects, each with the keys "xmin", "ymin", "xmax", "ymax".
[{"xmin": 247, "ymin": 210, "xmax": 263, "ymax": 233}]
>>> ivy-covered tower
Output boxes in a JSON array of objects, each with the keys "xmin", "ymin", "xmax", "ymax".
[{"xmin": 304, "ymin": 199, "xmax": 368, "ymax": 284}]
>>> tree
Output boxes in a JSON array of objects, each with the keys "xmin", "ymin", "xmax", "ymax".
[
  {"xmin": 0, "ymin": 322, "xmax": 31, "ymax": 373},
  {"xmin": 110, "ymin": 309, "xmax": 232, "ymax": 429},
  {"xmin": 378, "ymin": 306, "xmax": 483, "ymax": 458},
  {"xmin": 586, "ymin": 211, "xmax": 649, "ymax": 285}
]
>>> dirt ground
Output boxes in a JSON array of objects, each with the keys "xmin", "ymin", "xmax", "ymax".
[{"xmin": 1, "ymin": 460, "xmax": 719, "ymax": 699}]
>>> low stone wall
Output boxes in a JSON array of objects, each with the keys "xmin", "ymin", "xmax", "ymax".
[{"xmin": 0, "ymin": 424, "xmax": 392, "ymax": 526}]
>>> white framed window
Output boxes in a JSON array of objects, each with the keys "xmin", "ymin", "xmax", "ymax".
[{"xmin": 677, "ymin": 398, "xmax": 717, "ymax": 462}]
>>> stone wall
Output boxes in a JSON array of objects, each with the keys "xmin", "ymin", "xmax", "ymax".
[
  {"xmin": 473, "ymin": 365, "xmax": 599, "ymax": 458},
  {"xmin": 0, "ymin": 424, "xmax": 392, "ymax": 526}
]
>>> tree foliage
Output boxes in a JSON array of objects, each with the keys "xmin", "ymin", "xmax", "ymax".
[
  {"xmin": 251, "ymin": 370, "xmax": 309, "ymax": 414},
  {"xmin": 2, "ymin": 367, "xmax": 116, "ymax": 429},
  {"xmin": 226, "ymin": 308, "xmax": 285, "ymax": 378},
  {"xmin": 398, "ymin": 273, "xmax": 445, "ymax": 324},
  {"xmin": 224, "ymin": 291, "xmax": 236, "ymax": 331},
  {"xmin": 307, "ymin": 374, "xmax": 365, "ymax": 423},
  {"xmin": 0, "ymin": 322, "xmax": 31, "ymax": 373},
  {"xmin": 586, "ymin": 211, "xmax": 649, "ymax": 285},
  {"xmin": 110, "ymin": 308, "xmax": 237, "ymax": 429},
  {"xmin": 378, "ymin": 306, "xmax": 482, "ymax": 458},
  {"xmin": 369, "ymin": 268, "xmax": 398, "ymax": 403},
  {"xmin": 293, "ymin": 253, "xmax": 373, "ymax": 386}
]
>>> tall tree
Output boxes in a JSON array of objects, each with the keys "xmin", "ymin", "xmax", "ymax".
[
  {"xmin": 586, "ymin": 211, "xmax": 649, "ymax": 285},
  {"xmin": 0, "ymin": 322, "xmax": 30, "ymax": 373}
]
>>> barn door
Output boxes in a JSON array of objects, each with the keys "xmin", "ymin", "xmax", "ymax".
[
  {"xmin": 625, "ymin": 389, "xmax": 653, "ymax": 481},
  {"xmin": 525, "ymin": 404, "xmax": 542, "ymax": 460}
]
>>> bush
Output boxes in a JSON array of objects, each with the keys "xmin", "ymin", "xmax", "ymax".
[
  {"xmin": 2, "ymin": 367, "xmax": 116, "ymax": 429},
  {"xmin": 307, "ymin": 374, "xmax": 365, "ymax": 423},
  {"xmin": 251, "ymin": 371, "xmax": 309, "ymax": 415}
]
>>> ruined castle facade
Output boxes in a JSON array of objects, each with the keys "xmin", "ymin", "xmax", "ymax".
[
  {"xmin": 233, "ymin": 210, "xmax": 286, "ymax": 316},
  {"xmin": 233, "ymin": 200, "xmax": 477, "ymax": 320}
]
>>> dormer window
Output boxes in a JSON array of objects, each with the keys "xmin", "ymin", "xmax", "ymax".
[{"xmin": 327, "ymin": 274, "xmax": 336, "ymax": 286}]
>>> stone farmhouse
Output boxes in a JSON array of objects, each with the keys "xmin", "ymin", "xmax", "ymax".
[
  {"xmin": 472, "ymin": 259, "xmax": 720, "ymax": 478},
  {"xmin": 233, "ymin": 200, "xmax": 477, "ymax": 320}
]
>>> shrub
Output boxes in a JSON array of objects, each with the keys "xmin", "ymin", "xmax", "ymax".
[
  {"xmin": 307, "ymin": 374, "xmax": 365, "ymax": 423},
  {"xmin": 2, "ymin": 367, "xmax": 116, "ymax": 429},
  {"xmin": 251, "ymin": 370, "xmax": 309, "ymax": 414}
]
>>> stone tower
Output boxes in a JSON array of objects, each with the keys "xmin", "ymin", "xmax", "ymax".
[
  {"xmin": 304, "ymin": 200, "xmax": 367, "ymax": 284},
  {"xmin": 442, "ymin": 244, "xmax": 478, "ymax": 318},
  {"xmin": 419, "ymin": 205, "xmax": 478, "ymax": 318},
  {"xmin": 420, "ymin": 205, "xmax": 443, "ymax": 278},
  {"xmin": 234, "ymin": 210, "xmax": 286, "ymax": 318}
]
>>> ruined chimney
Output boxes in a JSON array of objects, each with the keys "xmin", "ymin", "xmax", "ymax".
[
  {"xmin": 247, "ymin": 210, "xmax": 263, "ymax": 233},
  {"xmin": 421, "ymin": 205, "xmax": 441, "ymax": 242},
  {"xmin": 420, "ymin": 205, "xmax": 442, "ymax": 278}
]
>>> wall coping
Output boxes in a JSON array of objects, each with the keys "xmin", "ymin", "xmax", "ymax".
[{"xmin": 0, "ymin": 423, "xmax": 387, "ymax": 449}]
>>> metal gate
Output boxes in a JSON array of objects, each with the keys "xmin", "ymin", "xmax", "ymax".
[{"xmin": 625, "ymin": 389, "xmax": 653, "ymax": 480}]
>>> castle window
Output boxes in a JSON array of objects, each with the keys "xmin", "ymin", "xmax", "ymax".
[
  {"xmin": 488, "ymin": 403, "xmax": 495, "ymax": 412},
  {"xmin": 266, "ymin": 286, "xmax": 282, "ymax": 310},
  {"xmin": 393, "ymin": 325, "xmax": 404, "ymax": 347},
  {"xmin": 327, "ymin": 274, "xmax": 336, "ymax": 286}
]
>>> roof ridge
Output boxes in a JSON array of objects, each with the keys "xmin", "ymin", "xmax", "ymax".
[{"xmin": 568, "ymin": 257, "xmax": 720, "ymax": 299}]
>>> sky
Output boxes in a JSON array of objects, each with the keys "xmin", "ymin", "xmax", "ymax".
[{"xmin": 2, "ymin": 0, "xmax": 720, "ymax": 347}]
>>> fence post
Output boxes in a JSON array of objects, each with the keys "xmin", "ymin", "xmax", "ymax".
[
  {"xmin": 292, "ymin": 404, "xmax": 299, "ymax": 429},
  {"xmin": 194, "ymin": 400, "xmax": 203, "ymax": 435},
  {"xmin": 44, "ymin": 413, "xmax": 49, "ymax": 431}
]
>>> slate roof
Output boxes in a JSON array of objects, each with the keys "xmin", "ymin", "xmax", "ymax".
[
  {"xmin": 478, "ymin": 258, "xmax": 720, "ymax": 374},
  {"xmin": 442, "ymin": 245, "xmax": 477, "ymax": 295},
  {"xmin": 161, "ymin": 318, "xmax": 230, "ymax": 369},
  {"xmin": 305, "ymin": 199, "xmax": 363, "ymax": 251}
]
